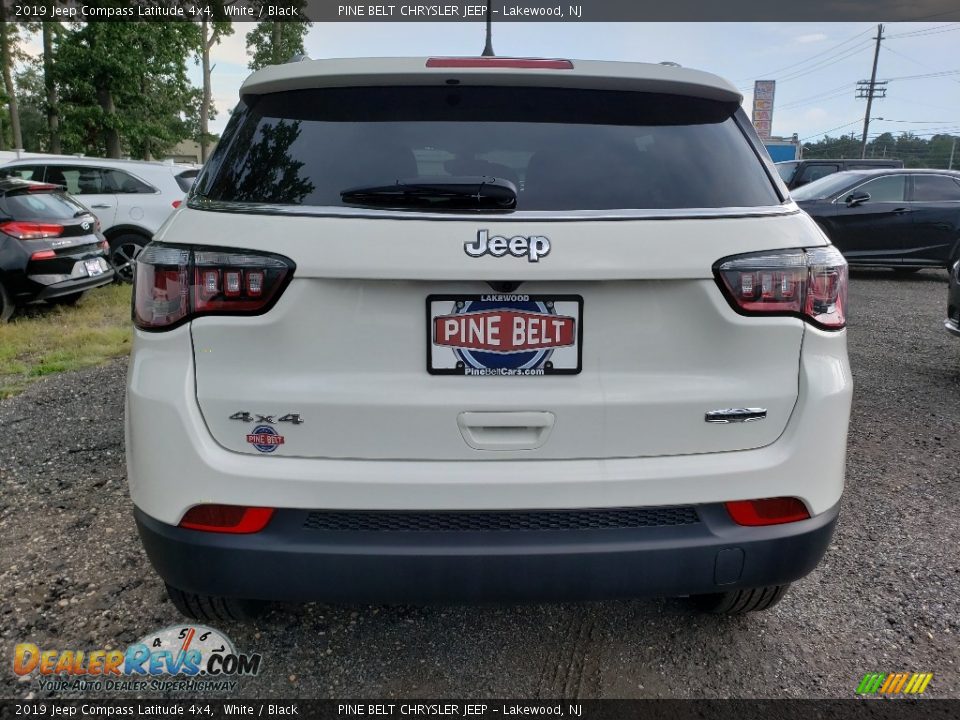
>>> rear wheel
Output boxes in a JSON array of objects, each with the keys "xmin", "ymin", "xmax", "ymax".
[
  {"xmin": 164, "ymin": 584, "xmax": 266, "ymax": 622},
  {"xmin": 109, "ymin": 233, "xmax": 148, "ymax": 284},
  {"xmin": 691, "ymin": 584, "xmax": 790, "ymax": 615},
  {"xmin": 0, "ymin": 281, "xmax": 14, "ymax": 323}
]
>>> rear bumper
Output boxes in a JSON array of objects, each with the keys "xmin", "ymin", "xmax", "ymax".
[
  {"xmin": 135, "ymin": 502, "xmax": 839, "ymax": 603},
  {"xmin": 31, "ymin": 269, "xmax": 115, "ymax": 299}
]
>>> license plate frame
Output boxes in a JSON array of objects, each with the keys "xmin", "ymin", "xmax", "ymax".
[
  {"xmin": 426, "ymin": 293, "xmax": 583, "ymax": 376},
  {"xmin": 84, "ymin": 259, "xmax": 104, "ymax": 277}
]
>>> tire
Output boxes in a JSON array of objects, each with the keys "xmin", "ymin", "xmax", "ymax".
[
  {"xmin": 109, "ymin": 232, "xmax": 148, "ymax": 284},
  {"xmin": 165, "ymin": 584, "xmax": 266, "ymax": 622},
  {"xmin": 0, "ymin": 280, "xmax": 14, "ymax": 323},
  {"xmin": 691, "ymin": 584, "xmax": 790, "ymax": 615},
  {"xmin": 48, "ymin": 291, "xmax": 86, "ymax": 306}
]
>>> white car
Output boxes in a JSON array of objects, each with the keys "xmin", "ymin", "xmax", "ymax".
[
  {"xmin": 0, "ymin": 157, "xmax": 198, "ymax": 281},
  {"xmin": 127, "ymin": 56, "xmax": 852, "ymax": 621}
]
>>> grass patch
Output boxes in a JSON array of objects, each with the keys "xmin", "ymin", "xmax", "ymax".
[{"xmin": 0, "ymin": 284, "xmax": 132, "ymax": 398}]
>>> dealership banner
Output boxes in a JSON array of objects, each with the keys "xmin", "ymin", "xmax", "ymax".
[
  {"xmin": 751, "ymin": 80, "xmax": 776, "ymax": 140},
  {"xmin": 2, "ymin": 0, "xmax": 959, "ymax": 23}
]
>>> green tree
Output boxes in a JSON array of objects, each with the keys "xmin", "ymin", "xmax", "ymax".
[
  {"xmin": 14, "ymin": 61, "xmax": 46, "ymax": 151},
  {"xmin": 196, "ymin": 2, "xmax": 234, "ymax": 162},
  {"xmin": 54, "ymin": 21, "xmax": 202, "ymax": 159},
  {"xmin": 0, "ymin": 5, "xmax": 24, "ymax": 149},
  {"xmin": 245, "ymin": 0, "xmax": 310, "ymax": 70}
]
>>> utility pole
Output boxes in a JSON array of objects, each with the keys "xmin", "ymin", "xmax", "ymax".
[
  {"xmin": 858, "ymin": 24, "xmax": 885, "ymax": 159},
  {"xmin": 950, "ymin": 137, "xmax": 956, "ymax": 170}
]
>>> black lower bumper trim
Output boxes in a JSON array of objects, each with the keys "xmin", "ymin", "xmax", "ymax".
[{"xmin": 134, "ymin": 503, "xmax": 840, "ymax": 603}]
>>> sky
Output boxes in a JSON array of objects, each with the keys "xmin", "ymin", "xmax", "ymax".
[{"xmin": 28, "ymin": 21, "xmax": 960, "ymax": 144}]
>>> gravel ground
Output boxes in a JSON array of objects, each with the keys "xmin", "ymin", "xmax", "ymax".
[{"xmin": 1, "ymin": 269, "xmax": 958, "ymax": 700}]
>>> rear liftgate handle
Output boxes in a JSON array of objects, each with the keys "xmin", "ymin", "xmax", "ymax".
[{"xmin": 457, "ymin": 411, "xmax": 556, "ymax": 451}]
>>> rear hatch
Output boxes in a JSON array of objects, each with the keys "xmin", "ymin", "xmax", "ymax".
[
  {"xmin": 179, "ymin": 65, "xmax": 808, "ymax": 461},
  {"xmin": 0, "ymin": 184, "xmax": 108, "ymax": 279}
]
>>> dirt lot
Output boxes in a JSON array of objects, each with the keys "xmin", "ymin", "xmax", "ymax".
[{"xmin": 1, "ymin": 269, "xmax": 958, "ymax": 699}]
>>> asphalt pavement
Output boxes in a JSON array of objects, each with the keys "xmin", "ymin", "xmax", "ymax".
[{"xmin": 1, "ymin": 269, "xmax": 958, "ymax": 699}]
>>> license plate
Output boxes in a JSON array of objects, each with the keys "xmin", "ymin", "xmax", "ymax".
[
  {"xmin": 427, "ymin": 294, "xmax": 583, "ymax": 376},
  {"xmin": 84, "ymin": 259, "xmax": 104, "ymax": 277}
]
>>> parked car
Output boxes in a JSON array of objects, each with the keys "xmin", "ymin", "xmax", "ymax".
[
  {"xmin": 777, "ymin": 158, "xmax": 903, "ymax": 190},
  {"xmin": 0, "ymin": 158, "xmax": 198, "ymax": 282},
  {"xmin": 793, "ymin": 168, "xmax": 960, "ymax": 270},
  {"xmin": 0, "ymin": 178, "xmax": 113, "ymax": 321},
  {"xmin": 947, "ymin": 260, "xmax": 960, "ymax": 338},
  {"xmin": 128, "ymin": 56, "xmax": 852, "ymax": 621}
]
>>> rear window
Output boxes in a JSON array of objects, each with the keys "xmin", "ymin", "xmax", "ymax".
[
  {"xmin": 176, "ymin": 169, "xmax": 199, "ymax": 193},
  {"xmin": 776, "ymin": 162, "xmax": 798, "ymax": 184},
  {"xmin": 196, "ymin": 87, "xmax": 781, "ymax": 212},
  {"xmin": 791, "ymin": 172, "xmax": 866, "ymax": 201},
  {"xmin": 0, "ymin": 190, "xmax": 89, "ymax": 221}
]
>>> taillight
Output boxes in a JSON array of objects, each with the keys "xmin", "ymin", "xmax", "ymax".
[
  {"xmin": 1, "ymin": 221, "xmax": 64, "ymax": 240},
  {"xmin": 714, "ymin": 246, "xmax": 848, "ymax": 330},
  {"xmin": 179, "ymin": 505, "xmax": 274, "ymax": 534},
  {"xmin": 133, "ymin": 243, "xmax": 294, "ymax": 331},
  {"xmin": 172, "ymin": 200, "xmax": 182, "ymax": 209},
  {"xmin": 426, "ymin": 57, "xmax": 574, "ymax": 70},
  {"xmin": 725, "ymin": 497, "xmax": 811, "ymax": 526}
]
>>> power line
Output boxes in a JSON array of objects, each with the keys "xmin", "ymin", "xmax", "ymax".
[
  {"xmin": 738, "ymin": 26, "xmax": 875, "ymax": 83},
  {"xmin": 799, "ymin": 119, "xmax": 864, "ymax": 142},
  {"xmin": 885, "ymin": 23, "xmax": 960, "ymax": 39},
  {"xmin": 776, "ymin": 42, "xmax": 874, "ymax": 83}
]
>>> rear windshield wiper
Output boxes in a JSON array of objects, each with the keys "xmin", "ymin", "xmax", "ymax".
[{"xmin": 340, "ymin": 176, "xmax": 517, "ymax": 210}]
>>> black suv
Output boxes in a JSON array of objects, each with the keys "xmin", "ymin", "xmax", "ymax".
[
  {"xmin": 777, "ymin": 158, "xmax": 904, "ymax": 190},
  {"xmin": 0, "ymin": 179, "xmax": 114, "ymax": 321}
]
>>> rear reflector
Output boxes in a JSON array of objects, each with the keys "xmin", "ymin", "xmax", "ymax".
[
  {"xmin": 133, "ymin": 243, "xmax": 295, "ymax": 330},
  {"xmin": 714, "ymin": 246, "xmax": 848, "ymax": 330},
  {"xmin": 1, "ymin": 221, "xmax": 64, "ymax": 240},
  {"xmin": 172, "ymin": 200, "xmax": 182, "ymax": 209},
  {"xmin": 725, "ymin": 497, "xmax": 811, "ymax": 526},
  {"xmin": 426, "ymin": 57, "xmax": 574, "ymax": 70},
  {"xmin": 179, "ymin": 505, "xmax": 274, "ymax": 534},
  {"xmin": 30, "ymin": 249, "xmax": 56, "ymax": 261}
]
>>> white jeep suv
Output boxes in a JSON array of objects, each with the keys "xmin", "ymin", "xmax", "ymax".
[{"xmin": 126, "ymin": 57, "xmax": 852, "ymax": 620}]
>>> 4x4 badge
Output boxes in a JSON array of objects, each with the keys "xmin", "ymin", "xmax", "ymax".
[{"xmin": 465, "ymin": 230, "xmax": 550, "ymax": 263}]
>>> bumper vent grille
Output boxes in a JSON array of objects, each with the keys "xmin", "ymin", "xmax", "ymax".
[{"xmin": 303, "ymin": 506, "xmax": 700, "ymax": 532}]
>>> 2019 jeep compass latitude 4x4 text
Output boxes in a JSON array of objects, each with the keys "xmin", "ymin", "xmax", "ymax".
[{"xmin": 126, "ymin": 57, "xmax": 852, "ymax": 620}]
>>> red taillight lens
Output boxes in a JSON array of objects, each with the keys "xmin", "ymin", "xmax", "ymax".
[
  {"xmin": 133, "ymin": 243, "xmax": 294, "ymax": 330},
  {"xmin": 426, "ymin": 57, "xmax": 573, "ymax": 70},
  {"xmin": 30, "ymin": 249, "xmax": 56, "ymax": 260},
  {"xmin": 172, "ymin": 200, "xmax": 182, "ymax": 209},
  {"xmin": 725, "ymin": 497, "xmax": 811, "ymax": 526},
  {"xmin": 179, "ymin": 505, "xmax": 274, "ymax": 534},
  {"xmin": 714, "ymin": 246, "xmax": 848, "ymax": 329},
  {"xmin": 1, "ymin": 221, "xmax": 64, "ymax": 240}
]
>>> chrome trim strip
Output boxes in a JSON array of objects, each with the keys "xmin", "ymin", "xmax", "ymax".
[
  {"xmin": 186, "ymin": 197, "xmax": 801, "ymax": 222},
  {"xmin": 704, "ymin": 408, "xmax": 768, "ymax": 424}
]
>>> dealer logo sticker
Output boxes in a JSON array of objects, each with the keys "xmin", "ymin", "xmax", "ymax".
[{"xmin": 246, "ymin": 424, "xmax": 285, "ymax": 453}]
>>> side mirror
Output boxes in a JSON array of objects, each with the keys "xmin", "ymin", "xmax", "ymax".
[{"xmin": 845, "ymin": 191, "xmax": 870, "ymax": 207}]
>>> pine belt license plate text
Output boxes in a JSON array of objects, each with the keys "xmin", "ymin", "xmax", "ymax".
[
  {"xmin": 428, "ymin": 294, "xmax": 583, "ymax": 376},
  {"xmin": 84, "ymin": 259, "xmax": 104, "ymax": 276}
]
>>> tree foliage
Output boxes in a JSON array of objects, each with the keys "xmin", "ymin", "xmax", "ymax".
[
  {"xmin": 803, "ymin": 132, "xmax": 959, "ymax": 169},
  {"xmin": 54, "ymin": 21, "xmax": 202, "ymax": 159},
  {"xmin": 245, "ymin": 0, "xmax": 310, "ymax": 70}
]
